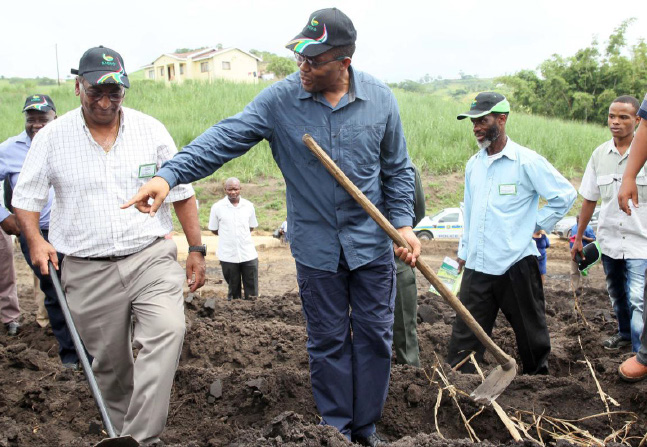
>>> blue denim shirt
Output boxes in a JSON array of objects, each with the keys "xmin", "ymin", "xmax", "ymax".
[
  {"xmin": 458, "ymin": 138, "xmax": 576, "ymax": 275},
  {"xmin": 0, "ymin": 131, "xmax": 53, "ymax": 228},
  {"xmin": 157, "ymin": 68, "xmax": 415, "ymax": 272}
]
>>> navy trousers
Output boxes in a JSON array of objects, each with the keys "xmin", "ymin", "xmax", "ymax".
[
  {"xmin": 296, "ymin": 250, "xmax": 396, "ymax": 440},
  {"xmin": 19, "ymin": 231, "xmax": 79, "ymax": 365}
]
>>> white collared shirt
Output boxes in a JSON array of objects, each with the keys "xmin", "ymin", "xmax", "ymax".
[
  {"xmin": 13, "ymin": 106, "xmax": 194, "ymax": 257},
  {"xmin": 579, "ymin": 138, "xmax": 647, "ymax": 260},
  {"xmin": 208, "ymin": 197, "xmax": 258, "ymax": 263}
]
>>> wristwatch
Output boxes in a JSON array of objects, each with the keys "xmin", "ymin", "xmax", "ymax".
[{"xmin": 188, "ymin": 244, "xmax": 207, "ymax": 256}]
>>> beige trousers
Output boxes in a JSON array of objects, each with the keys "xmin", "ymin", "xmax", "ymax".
[
  {"xmin": 33, "ymin": 274, "xmax": 49, "ymax": 327},
  {"xmin": 62, "ymin": 238, "xmax": 186, "ymax": 444},
  {"xmin": 0, "ymin": 228, "xmax": 19, "ymax": 324}
]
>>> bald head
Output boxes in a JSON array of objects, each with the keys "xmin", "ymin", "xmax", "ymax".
[{"xmin": 224, "ymin": 177, "xmax": 241, "ymax": 204}]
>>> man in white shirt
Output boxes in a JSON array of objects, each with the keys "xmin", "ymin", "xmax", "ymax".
[
  {"xmin": 572, "ymin": 96, "xmax": 646, "ymax": 354},
  {"xmin": 13, "ymin": 46, "xmax": 205, "ymax": 445},
  {"xmin": 209, "ymin": 177, "xmax": 259, "ymax": 300}
]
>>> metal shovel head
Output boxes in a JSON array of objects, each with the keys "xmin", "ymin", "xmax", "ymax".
[
  {"xmin": 469, "ymin": 359, "xmax": 517, "ymax": 405},
  {"xmin": 94, "ymin": 435, "xmax": 139, "ymax": 447}
]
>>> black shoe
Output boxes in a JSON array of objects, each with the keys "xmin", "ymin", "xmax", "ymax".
[
  {"xmin": 5, "ymin": 321, "xmax": 20, "ymax": 336},
  {"xmin": 603, "ymin": 334, "xmax": 631, "ymax": 350},
  {"xmin": 352, "ymin": 432, "xmax": 388, "ymax": 446}
]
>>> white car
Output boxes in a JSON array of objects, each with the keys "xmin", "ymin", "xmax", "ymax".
[
  {"xmin": 552, "ymin": 207, "xmax": 601, "ymax": 239},
  {"xmin": 414, "ymin": 207, "xmax": 464, "ymax": 240}
]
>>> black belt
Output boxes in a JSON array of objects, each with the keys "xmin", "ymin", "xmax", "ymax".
[
  {"xmin": 77, "ymin": 238, "xmax": 164, "ymax": 262},
  {"xmin": 83, "ymin": 254, "xmax": 132, "ymax": 262}
]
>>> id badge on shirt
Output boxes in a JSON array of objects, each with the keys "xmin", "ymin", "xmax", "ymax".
[
  {"xmin": 138, "ymin": 163, "xmax": 157, "ymax": 178},
  {"xmin": 499, "ymin": 183, "xmax": 517, "ymax": 195}
]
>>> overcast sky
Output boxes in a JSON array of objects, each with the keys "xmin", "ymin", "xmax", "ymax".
[{"xmin": 1, "ymin": 0, "xmax": 644, "ymax": 83}]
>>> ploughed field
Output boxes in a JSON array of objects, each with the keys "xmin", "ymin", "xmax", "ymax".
[{"xmin": 1, "ymin": 239, "xmax": 646, "ymax": 446}]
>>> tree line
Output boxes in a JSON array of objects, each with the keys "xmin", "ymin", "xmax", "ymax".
[{"xmin": 498, "ymin": 19, "xmax": 647, "ymax": 124}]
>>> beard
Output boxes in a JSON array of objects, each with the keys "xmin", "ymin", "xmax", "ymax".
[{"xmin": 476, "ymin": 123, "xmax": 501, "ymax": 150}]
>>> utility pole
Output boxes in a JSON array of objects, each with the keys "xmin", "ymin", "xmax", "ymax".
[{"xmin": 55, "ymin": 44, "xmax": 60, "ymax": 86}]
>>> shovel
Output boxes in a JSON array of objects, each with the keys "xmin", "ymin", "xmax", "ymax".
[
  {"xmin": 302, "ymin": 134, "xmax": 517, "ymax": 404},
  {"xmin": 48, "ymin": 261, "xmax": 139, "ymax": 447}
]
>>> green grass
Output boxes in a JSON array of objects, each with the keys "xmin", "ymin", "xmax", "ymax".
[{"xmin": 1, "ymin": 77, "xmax": 611, "ymax": 231}]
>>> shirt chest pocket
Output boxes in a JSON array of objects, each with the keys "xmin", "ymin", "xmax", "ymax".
[
  {"xmin": 596, "ymin": 174, "xmax": 618, "ymax": 202},
  {"xmin": 288, "ymin": 126, "xmax": 321, "ymax": 168},
  {"xmin": 635, "ymin": 175, "xmax": 647, "ymax": 203},
  {"xmin": 348, "ymin": 124, "xmax": 386, "ymax": 167}
]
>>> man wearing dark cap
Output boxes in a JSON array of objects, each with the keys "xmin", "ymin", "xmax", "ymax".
[
  {"xmin": 124, "ymin": 8, "xmax": 419, "ymax": 446},
  {"xmin": 447, "ymin": 92, "xmax": 575, "ymax": 375},
  {"xmin": 13, "ymin": 47, "xmax": 205, "ymax": 445},
  {"xmin": 0, "ymin": 95, "xmax": 80, "ymax": 362}
]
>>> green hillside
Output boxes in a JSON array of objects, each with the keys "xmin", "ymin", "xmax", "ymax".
[{"xmin": 0, "ymin": 77, "xmax": 611, "ymax": 230}]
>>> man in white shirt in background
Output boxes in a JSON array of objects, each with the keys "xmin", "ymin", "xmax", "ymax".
[
  {"xmin": 209, "ymin": 177, "xmax": 259, "ymax": 301},
  {"xmin": 12, "ymin": 46, "xmax": 205, "ymax": 445}
]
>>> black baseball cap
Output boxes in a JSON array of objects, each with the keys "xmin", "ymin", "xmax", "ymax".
[
  {"xmin": 285, "ymin": 8, "xmax": 356, "ymax": 57},
  {"xmin": 457, "ymin": 92, "xmax": 510, "ymax": 120},
  {"xmin": 71, "ymin": 46, "xmax": 130, "ymax": 88},
  {"xmin": 22, "ymin": 94, "xmax": 56, "ymax": 113}
]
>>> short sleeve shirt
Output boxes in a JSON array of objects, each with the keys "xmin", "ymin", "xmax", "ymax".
[
  {"xmin": 579, "ymin": 139, "xmax": 647, "ymax": 259},
  {"xmin": 13, "ymin": 107, "xmax": 195, "ymax": 257},
  {"xmin": 208, "ymin": 197, "xmax": 258, "ymax": 263}
]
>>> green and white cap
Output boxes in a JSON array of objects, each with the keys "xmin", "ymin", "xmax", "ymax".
[{"xmin": 457, "ymin": 92, "xmax": 510, "ymax": 120}]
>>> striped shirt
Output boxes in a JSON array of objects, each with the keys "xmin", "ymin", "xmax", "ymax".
[{"xmin": 13, "ymin": 106, "xmax": 194, "ymax": 257}]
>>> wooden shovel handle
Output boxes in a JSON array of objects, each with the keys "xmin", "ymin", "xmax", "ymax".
[{"xmin": 302, "ymin": 134, "xmax": 514, "ymax": 368}]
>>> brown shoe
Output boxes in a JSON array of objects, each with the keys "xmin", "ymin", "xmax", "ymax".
[{"xmin": 618, "ymin": 356, "xmax": 647, "ymax": 382}]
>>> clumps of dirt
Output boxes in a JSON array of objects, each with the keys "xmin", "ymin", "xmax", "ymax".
[{"xmin": 1, "ymin": 242, "xmax": 646, "ymax": 446}]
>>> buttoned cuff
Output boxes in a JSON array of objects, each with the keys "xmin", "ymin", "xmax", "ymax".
[
  {"xmin": 391, "ymin": 215, "xmax": 414, "ymax": 230},
  {"xmin": 0, "ymin": 207, "xmax": 9, "ymax": 223},
  {"xmin": 457, "ymin": 246, "xmax": 467, "ymax": 261},
  {"xmin": 155, "ymin": 168, "xmax": 178, "ymax": 190}
]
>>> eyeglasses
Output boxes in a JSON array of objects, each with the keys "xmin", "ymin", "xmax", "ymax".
[
  {"xmin": 80, "ymin": 82, "xmax": 125, "ymax": 102},
  {"xmin": 294, "ymin": 52, "xmax": 349, "ymax": 69}
]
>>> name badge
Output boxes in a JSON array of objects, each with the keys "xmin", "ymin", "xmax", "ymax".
[
  {"xmin": 138, "ymin": 163, "xmax": 156, "ymax": 178},
  {"xmin": 499, "ymin": 184, "xmax": 517, "ymax": 195}
]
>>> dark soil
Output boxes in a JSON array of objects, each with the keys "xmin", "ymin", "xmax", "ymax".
[{"xmin": 1, "ymin": 239, "xmax": 645, "ymax": 446}]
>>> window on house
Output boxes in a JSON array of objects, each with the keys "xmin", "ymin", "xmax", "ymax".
[
  {"xmin": 148, "ymin": 70, "xmax": 154, "ymax": 79},
  {"xmin": 222, "ymin": 61, "xmax": 231, "ymax": 70},
  {"xmin": 200, "ymin": 62, "xmax": 209, "ymax": 72},
  {"xmin": 180, "ymin": 64, "xmax": 184, "ymax": 75},
  {"xmin": 159, "ymin": 67, "xmax": 164, "ymax": 77}
]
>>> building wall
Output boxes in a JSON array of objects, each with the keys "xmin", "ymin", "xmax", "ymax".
[
  {"xmin": 211, "ymin": 49, "xmax": 259, "ymax": 84},
  {"xmin": 152, "ymin": 49, "xmax": 259, "ymax": 84}
]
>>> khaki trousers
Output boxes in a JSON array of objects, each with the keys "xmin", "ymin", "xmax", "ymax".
[
  {"xmin": 62, "ymin": 239, "xmax": 186, "ymax": 444},
  {"xmin": 33, "ymin": 274, "xmax": 49, "ymax": 327},
  {"xmin": 0, "ymin": 228, "xmax": 19, "ymax": 325}
]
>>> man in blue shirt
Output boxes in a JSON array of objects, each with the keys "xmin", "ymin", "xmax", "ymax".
[
  {"xmin": 124, "ymin": 8, "xmax": 419, "ymax": 446},
  {"xmin": 447, "ymin": 92, "xmax": 576, "ymax": 375},
  {"xmin": 0, "ymin": 94, "xmax": 79, "ymax": 367}
]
